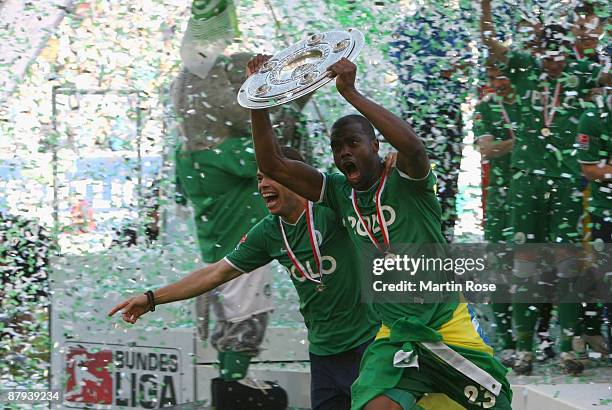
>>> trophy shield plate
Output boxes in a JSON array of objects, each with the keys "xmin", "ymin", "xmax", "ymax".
[{"xmin": 237, "ymin": 28, "xmax": 365, "ymax": 109}]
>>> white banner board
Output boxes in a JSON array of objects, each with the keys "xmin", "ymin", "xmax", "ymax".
[{"xmin": 49, "ymin": 247, "xmax": 200, "ymax": 409}]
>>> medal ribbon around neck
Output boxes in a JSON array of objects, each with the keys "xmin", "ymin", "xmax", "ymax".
[
  {"xmin": 498, "ymin": 100, "xmax": 515, "ymax": 140},
  {"xmin": 279, "ymin": 201, "xmax": 323, "ymax": 286},
  {"xmin": 351, "ymin": 168, "xmax": 390, "ymax": 252},
  {"xmin": 541, "ymin": 82, "xmax": 562, "ymax": 128}
]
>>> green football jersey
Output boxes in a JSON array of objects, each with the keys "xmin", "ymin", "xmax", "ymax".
[
  {"xmin": 321, "ymin": 168, "xmax": 458, "ymax": 327},
  {"xmin": 502, "ymin": 51, "xmax": 600, "ymax": 178},
  {"xmin": 474, "ymin": 96, "xmax": 518, "ymax": 210},
  {"xmin": 225, "ymin": 204, "xmax": 379, "ymax": 356},
  {"xmin": 175, "ymin": 137, "xmax": 268, "ymax": 262},
  {"xmin": 577, "ymin": 101, "xmax": 612, "ymax": 219}
]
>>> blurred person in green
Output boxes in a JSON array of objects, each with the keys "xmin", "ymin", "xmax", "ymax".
[
  {"xmin": 481, "ymin": 0, "xmax": 610, "ymax": 375},
  {"xmin": 569, "ymin": 1, "xmax": 610, "ymax": 358},
  {"xmin": 576, "ymin": 92, "xmax": 612, "ymax": 357},
  {"xmin": 475, "ymin": 63, "xmax": 519, "ymax": 368},
  {"xmin": 171, "ymin": 0, "xmax": 309, "ymax": 406}
]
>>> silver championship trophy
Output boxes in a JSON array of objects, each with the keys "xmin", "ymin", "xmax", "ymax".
[{"xmin": 237, "ymin": 28, "xmax": 365, "ymax": 108}]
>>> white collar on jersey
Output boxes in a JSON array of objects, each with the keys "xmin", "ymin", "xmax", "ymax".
[{"xmin": 280, "ymin": 209, "xmax": 306, "ymax": 226}]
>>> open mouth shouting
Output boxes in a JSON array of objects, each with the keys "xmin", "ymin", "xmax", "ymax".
[
  {"xmin": 342, "ymin": 159, "xmax": 361, "ymax": 184},
  {"xmin": 262, "ymin": 191, "xmax": 280, "ymax": 210},
  {"xmin": 579, "ymin": 37, "xmax": 598, "ymax": 50}
]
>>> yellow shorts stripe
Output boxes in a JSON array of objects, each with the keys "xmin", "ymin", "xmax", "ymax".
[{"xmin": 375, "ymin": 304, "xmax": 493, "ymax": 356}]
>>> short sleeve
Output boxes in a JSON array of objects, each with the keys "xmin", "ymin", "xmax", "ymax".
[
  {"xmin": 577, "ymin": 109, "xmax": 604, "ymax": 164},
  {"xmin": 319, "ymin": 172, "xmax": 346, "ymax": 211},
  {"xmin": 395, "ymin": 167, "xmax": 437, "ymax": 192},
  {"xmin": 225, "ymin": 220, "xmax": 273, "ymax": 273}
]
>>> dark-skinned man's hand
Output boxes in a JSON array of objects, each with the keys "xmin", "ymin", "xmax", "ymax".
[
  {"xmin": 326, "ymin": 57, "xmax": 358, "ymax": 97},
  {"xmin": 246, "ymin": 54, "xmax": 272, "ymax": 79}
]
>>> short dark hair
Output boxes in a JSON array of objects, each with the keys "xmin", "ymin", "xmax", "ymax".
[
  {"xmin": 573, "ymin": 2, "xmax": 595, "ymax": 18},
  {"xmin": 280, "ymin": 146, "xmax": 306, "ymax": 163},
  {"xmin": 331, "ymin": 115, "xmax": 376, "ymax": 140},
  {"xmin": 539, "ymin": 24, "xmax": 571, "ymax": 52}
]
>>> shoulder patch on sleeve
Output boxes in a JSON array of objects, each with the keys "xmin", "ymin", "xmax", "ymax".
[
  {"xmin": 234, "ymin": 233, "xmax": 248, "ymax": 251},
  {"xmin": 576, "ymin": 133, "xmax": 590, "ymax": 150}
]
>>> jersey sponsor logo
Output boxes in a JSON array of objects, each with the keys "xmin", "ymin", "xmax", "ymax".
[
  {"xmin": 565, "ymin": 75, "xmax": 579, "ymax": 89},
  {"xmin": 531, "ymin": 87, "xmax": 574, "ymax": 110},
  {"xmin": 576, "ymin": 133, "xmax": 589, "ymax": 150},
  {"xmin": 313, "ymin": 229, "xmax": 323, "ymax": 246},
  {"xmin": 346, "ymin": 205, "xmax": 396, "ymax": 239},
  {"xmin": 286, "ymin": 255, "xmax": 337, "ymax": 283},
  {"xmin": 529, "ymin": 90, "xmax": 541, "ymax": 108}
]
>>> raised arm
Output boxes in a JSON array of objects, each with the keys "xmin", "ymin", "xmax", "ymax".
[
  {"xmin": 480, "ymin": 0, "xmax": 509, "ymax": 65},
  {"xmin": 247, "ymin": 55, "xmax": 323, "ymax": 202},
  {"xmin": 328, "ymin": 58, "xmax": 429, "ymax": 179},
  {"xmin": 581, "ymin": 163, "xmax": 612, "ymax": 181},
  {"xmin": 598, "ymin": 71, "xmax": 611, "ymax": 87},
  {"xmin": 108, "ymin": 260, "xmax": 242, "ymax": 324}
]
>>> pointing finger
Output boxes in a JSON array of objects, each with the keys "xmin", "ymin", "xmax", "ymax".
[{"xmin": 108, "ymin": 300, "xmax": 129, "ymax": 317}]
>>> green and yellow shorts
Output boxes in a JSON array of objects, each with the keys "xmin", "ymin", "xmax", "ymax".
[{"xmin": 351, "ymin": 304, "xmax": 513, "ymax": 410}]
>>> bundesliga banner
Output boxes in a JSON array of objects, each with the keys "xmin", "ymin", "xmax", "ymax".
[
  {"xmin": 49, "ymin": 250, "xmax": 198, "ymax": 410},
  {"xmin": 62, "ymin": 342, "xmax": 182, "ymax": 408}
]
